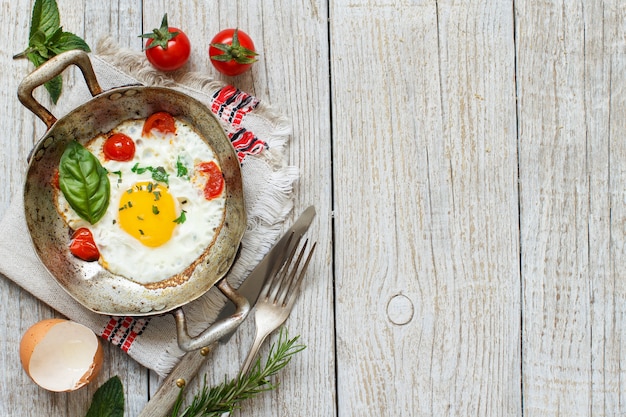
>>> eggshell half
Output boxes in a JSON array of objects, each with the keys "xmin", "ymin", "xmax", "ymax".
[{"xmin": 19, "ymin": 319, "xmax": 103, "ymax": 392}]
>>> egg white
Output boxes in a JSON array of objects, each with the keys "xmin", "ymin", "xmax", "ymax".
[{"xmin": 56, "ymin": 118, "xmax": 226, "ymax": 285}]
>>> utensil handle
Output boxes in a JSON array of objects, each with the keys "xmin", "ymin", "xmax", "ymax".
[
  {"xmin": 17, "ymin": 50, "xmax": 103, "ymax": 129},
  {"xmin": 174, "ymin": 279, "xmax": 250, "ymax": 351},
  {"xmin": 138, "ymin": 344, "xmax": 216, "ymax": 417}
]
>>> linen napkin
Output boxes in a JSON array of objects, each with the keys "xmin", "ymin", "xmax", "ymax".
[{"xmin": 0, "ymin": 38, "xmax": 298, "ymax": 376}]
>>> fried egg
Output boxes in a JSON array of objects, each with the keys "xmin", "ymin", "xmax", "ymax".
[{"xmin": 55, "ymin": 117, "xmax": 226, "ymax": 285}]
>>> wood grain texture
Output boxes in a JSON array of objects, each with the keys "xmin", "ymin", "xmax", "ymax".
[
  {"xmin": 1, "ymin": 0, "xmax": 625, "ymax": 416},
  {"xmin": 330, "ymin": 0, "xmax": 520, "ymax": 415},
  {"xmin": 517, "ymin": 1, "xmax": 626, "ymax": 415}
]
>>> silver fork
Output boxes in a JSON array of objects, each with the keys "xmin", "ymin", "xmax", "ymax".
[{"xmin": 239, "ymin": 234, "xmax": 316, "ymax": 375}]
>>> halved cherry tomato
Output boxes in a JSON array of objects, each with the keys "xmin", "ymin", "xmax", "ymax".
[
  {"xmin": 197, "ymin": 161, "xmax": 224, "ymax": 200},
  {"xmin": 143, "ymin": 112, "xmax": 176, "ymax": 136},
  {"xmin": 140, "ymin": 14, "xmax": 191, "ymax": 72},
  {"xmin": 70, "ymin": 228, "xmax": 100, "ymax": 262},
  {"xmin": 103, "ymin": 133, "xmax": 135, "ymax": 161}
]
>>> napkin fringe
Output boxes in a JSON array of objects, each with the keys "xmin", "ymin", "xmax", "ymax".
[
  {"xmin": 1, "ymin": 37, "xmax": 299, "ymax": 377},
  {"xmin": 96, "ymin": 37, "xmax": 293, "ymax": 141}
]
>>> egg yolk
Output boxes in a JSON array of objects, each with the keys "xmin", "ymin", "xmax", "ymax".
[{"xmin": 118, "ymin": 182, "xmax": 177, "ymax": 247}]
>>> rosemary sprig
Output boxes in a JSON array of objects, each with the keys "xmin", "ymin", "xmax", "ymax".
[{"xmin": 172, "ymin": 328, "xmax": 306, "ymax": 417}]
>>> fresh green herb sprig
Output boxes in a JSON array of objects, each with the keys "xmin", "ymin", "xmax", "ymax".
[
  {"xmin": 171, "ymin": 328, "xmax": 305, "ymax": 417},
  {"xmin": 14, "ymin": 0, "xmax": 91, "ymax": 103},
  {"xmin": 84, "ymin": 329, "xmax": 304, "ymax": 417}
]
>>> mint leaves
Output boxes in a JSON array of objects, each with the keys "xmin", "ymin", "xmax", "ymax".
[
  {"xmin": 14, "ymin": 0, "xmax": 91, "ymax": 103},
  {"xmin": 85, "ymin": 376, "xmax": 124, "ymax": 417}
]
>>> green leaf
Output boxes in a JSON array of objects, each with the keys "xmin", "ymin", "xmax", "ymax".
[
  {"xmin": 44, "ymin": 75, "xmax": 63, "ymax": 104},
  {"xmin": 51, "ymin": 31, "xmax": 92, "ymax": 54},
  {"xmin": 26, "ymin": 51, "xmax": 46, "ymax": 68},
  {"xmin": 151, "ymin": 166, "xmax": 169, "ymax": 184},
  {"xmin": 176, "ymin": 155, "xmax": 189, "ymax": 179},
  {"xmin": 59, "ymin": 141, "xmax": 110, "ymax": 224},
  {"xmin": 173, "ymin": 210, "xmax": 186, "ymax": 224},
  {"xmin": 131, "ymin": 163, "xmax": 170, "ymax": 185},
  {"xmin": 15, "ymin": 0, "xmax": 91, "ymax": 104},
  {"xmin": 29, "ymin": 0, "xmax": 60, "ymax": 40},
  {"xmin": 28, "ymin": 30, "xmax": 47, "ymax": 50},
  {"xmin": 139, "ymin": 14, "xmax": 179, "ymax": 50},
  {"xmin": 85, "ymin": 376, "xmax": 125, "ymax": 417}
]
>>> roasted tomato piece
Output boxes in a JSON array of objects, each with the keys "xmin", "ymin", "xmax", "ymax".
[
  {"xmin": 197, "ymin": 161, "xmax": 224, "ymax": 200},
  {"xmin": 103, "ymin": 133, "xmax": 136, "ymax": 161},
  {"xmin": 142, "ymin": 112, "xmax": 176, "ymax": 136},
  {"xmin": 69, "ymin": 228, "xmax": 100, "ymax": 262}
]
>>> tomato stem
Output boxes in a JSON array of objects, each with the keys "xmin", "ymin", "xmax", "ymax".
[
  {"xmin": 139, "ymin": 13, "xmax": 180, "ymax": 50},
  {"xmin": 210, "ymin": 28, "xmax": 258, "ymax": 64}
]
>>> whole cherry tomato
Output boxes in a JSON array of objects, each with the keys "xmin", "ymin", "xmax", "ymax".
[
  {"xmin": 70, "ymin": 228, "xmax": 100, "ymax": 262},
  {"xmin": 209, "ymin": 28, "xmax": 258, "ymax": 76},
  {"xmin": 142, "ymin": 112, "xmax": 177, "ymax": 136},
  {"xmin": 140, "ymin": 14, "xmax": 191, "ymax": 71},
  {"xmin": 103, "ymin": 133, "xmax": 135, "ymax": 161}
]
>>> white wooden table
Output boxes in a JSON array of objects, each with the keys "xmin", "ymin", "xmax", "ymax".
[{"xmin": 1, "ymin": 1, "xmax": 625, "ymax": 416}]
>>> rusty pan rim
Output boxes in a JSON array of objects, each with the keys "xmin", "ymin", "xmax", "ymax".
[{"xmin": 22, "ymin": 81, "xmax": 246, "ymax": 317}]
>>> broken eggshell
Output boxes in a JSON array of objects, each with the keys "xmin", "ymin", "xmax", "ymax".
[{"xmin": 19, "ymin": 318, "xmax": 103, "ymax": 392}]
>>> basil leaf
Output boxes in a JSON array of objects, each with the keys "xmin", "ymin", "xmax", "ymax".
[
  {"xmin": 85, "ymin": 376, "xmax": 124, "ymax": 417},
  {"xmin": 29, "ymin": 0, "xmax": 60, "ymax": 40},
  {"xmin": 59, "ymin": 141, "xmax": 110, "ymax": 224}
]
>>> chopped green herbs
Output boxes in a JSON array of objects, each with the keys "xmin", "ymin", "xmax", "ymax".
[
  {"xmin": 152, "ymin": 166, "xmax": 169, "ymax": 184},
  {"xmin": 132, "ymin": 163, "xmax": 170, "ymax": 185},
  {"xmin": 111, "ymin": 170, "xmax": 122, "ymax": 185},
  {"xmin": 173, "ymin": 210, "xmax": 187, "ymax": 224},
  {"xmin": 176, "ymin": 155, "xmax": 190, "ymax": 179}
]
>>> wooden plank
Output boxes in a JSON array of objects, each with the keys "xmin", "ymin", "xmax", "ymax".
[
  {"xmin": 0, "ymin": 1, "xmax": 146, "ymax": 416},
  {"xmin": 517, "ymin": 0, "xmax": 626, "ymax": 415},
  {"xmin": 139, "ymin": 1, "xmax": 336, "ymax": 416},
  {"xmin": 330, "ymin": 0, "xmax": 520, "ymax": 415}
]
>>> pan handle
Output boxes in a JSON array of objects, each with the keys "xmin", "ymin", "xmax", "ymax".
[
  {"xmin": 17, "ymin": 50, "xmax": 103, "ymax": 130},
  {"xmin": 173, "ymin": 279, "xmax": 251, "ymax": 351}
]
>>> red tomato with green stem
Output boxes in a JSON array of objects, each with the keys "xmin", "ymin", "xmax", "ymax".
[
  {"xmin": 209, "ymin": 28, "xmax": 258, "ymax": 76},
  {"xmin": 140, "ymin": 14, "xmax": 191, "ymax": 71}
]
